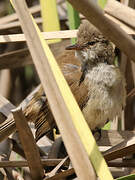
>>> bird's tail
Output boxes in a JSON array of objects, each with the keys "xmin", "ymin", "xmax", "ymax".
[{"xmin": 0, "ymin": 117, "xmax": 16, "ymax": 142}]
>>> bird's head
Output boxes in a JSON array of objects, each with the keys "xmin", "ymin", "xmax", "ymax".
[{"xmin": 66, "ymin": 20, "xmax": 115, "ymax": 69}]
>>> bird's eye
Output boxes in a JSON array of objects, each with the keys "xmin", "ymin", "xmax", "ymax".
[{"xmin": 87, "ymin": 41, "xmax": 96, "ymax": 46}]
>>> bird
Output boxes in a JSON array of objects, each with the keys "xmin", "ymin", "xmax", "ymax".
[{"xmin": 0, "ymin": 20, "xmax": 126, "ymax": 142}]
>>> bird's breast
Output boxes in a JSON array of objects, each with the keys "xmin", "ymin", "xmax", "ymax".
[
  {"xmin": 82, "ymin": 63, "xmax": 126, "ymax": 130},
  {"xmin": 85, "ymin": 63, "xmax": 125, "ymax": 107}
]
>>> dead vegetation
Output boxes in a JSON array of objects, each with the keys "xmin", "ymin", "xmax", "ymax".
[{"xmin": 0, "ymin": 0, "xmax": 135, "ymax": 179}]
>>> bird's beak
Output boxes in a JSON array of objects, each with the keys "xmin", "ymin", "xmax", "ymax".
[{"xmin": 66, "ymin": 43, "xmax": 86, "ymax": 50}]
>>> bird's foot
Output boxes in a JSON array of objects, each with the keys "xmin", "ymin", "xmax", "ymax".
[{"xmin": 92, "ymin": 128, "xmax": 101, "ymax": 141}]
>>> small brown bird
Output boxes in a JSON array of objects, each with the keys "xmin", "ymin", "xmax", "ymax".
[{"xmin": 0, "ymin": 20, "xmax": 126, "ymax": 141}]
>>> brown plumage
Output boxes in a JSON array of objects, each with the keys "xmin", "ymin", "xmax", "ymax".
[
  {"xmin": 0, "ymin": 20, "xmax": 126, "ymax": 142},
  {"xmin": 24, "ymin": 50, "xmax": 89, "ymax": 141}
]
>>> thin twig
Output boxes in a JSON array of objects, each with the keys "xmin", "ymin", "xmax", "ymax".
[{"xmin": 12, "ymin": 107, "xmax": 44, "ymax": 180}]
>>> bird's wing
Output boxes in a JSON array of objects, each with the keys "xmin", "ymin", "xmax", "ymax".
[
  {"xmin": 34, "ymin": 97, "xmax": 55, "ymax": 141},
  {"xmin": 59, "ymin": 50, "xmax": 89, "ymax": 111},
  {"xmin": 35, "ymin": 62, "xmax": 89, "ymax": 141},
  {"xmin": 35, "ymin": 52, "xmax": 90, "ymax": 141}
]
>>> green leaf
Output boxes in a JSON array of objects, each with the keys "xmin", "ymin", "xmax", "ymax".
[
  {"xmin": 98, "ymin": 0, "xmax": 107, "ymax": 9},
  {"xmin": 116, "ymin": 174, "xmax": 135, "ymax": 180},
  {"xmin": 67, "ymin": 2, "xmax": 80, "ymax": 44}
]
